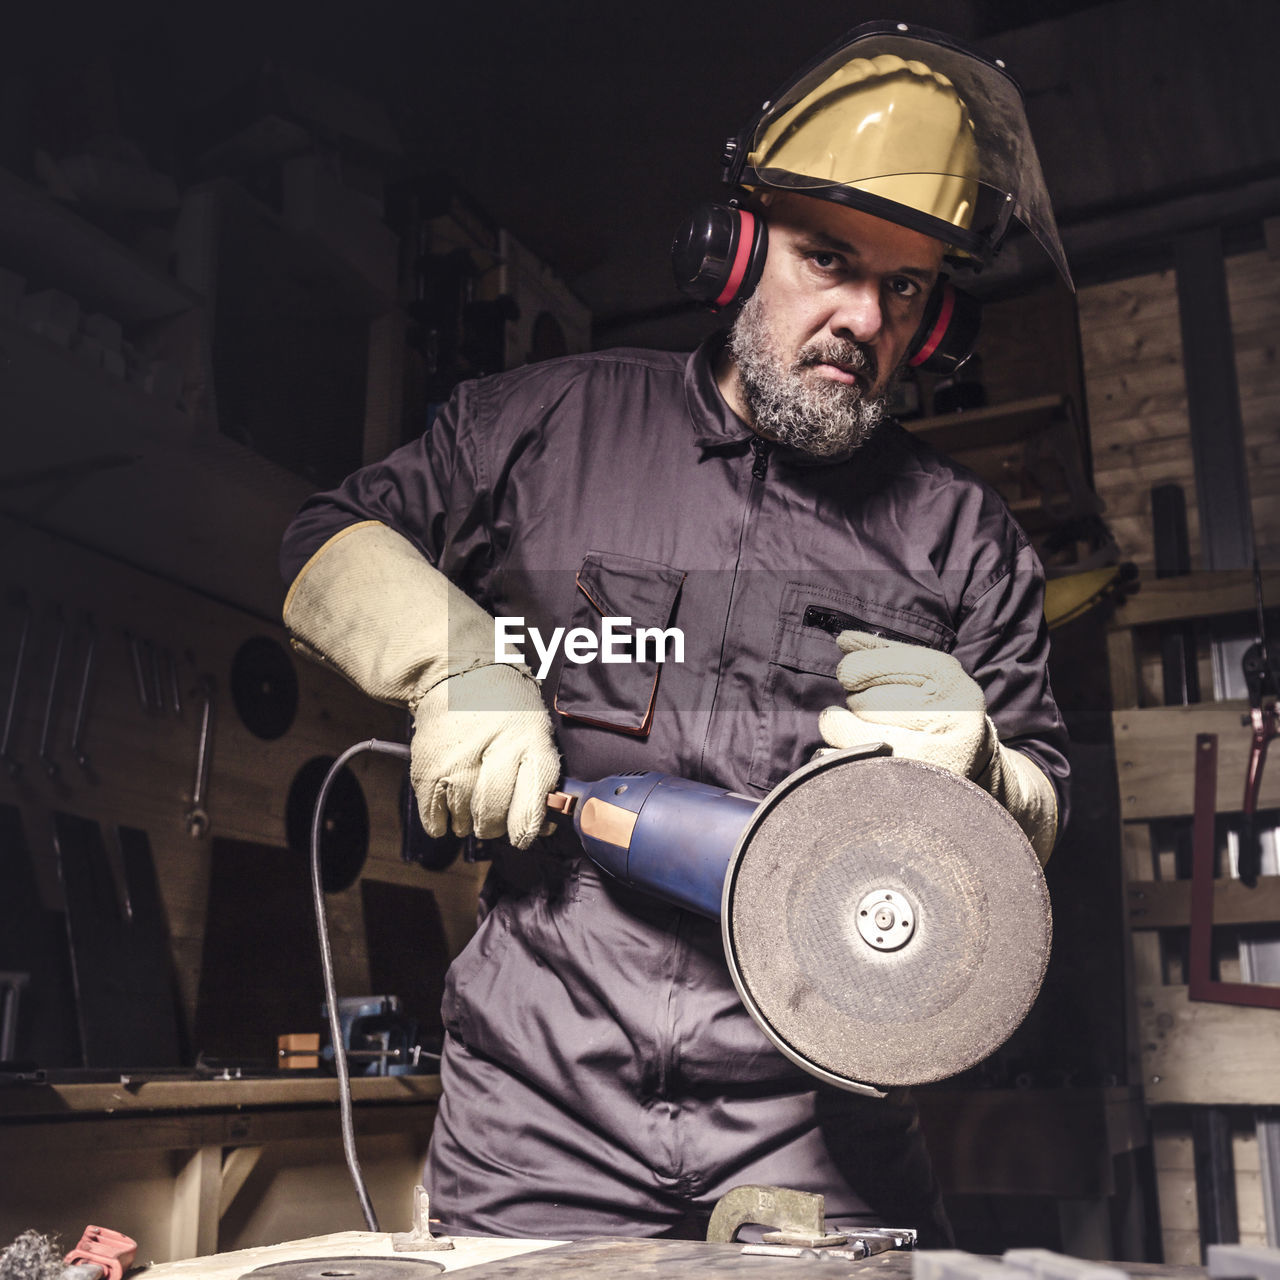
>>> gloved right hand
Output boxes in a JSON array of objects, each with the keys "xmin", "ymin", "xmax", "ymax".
[
  {"xmin": 283, "ymin": 520, "xmax": 561, "ymax": 850},
  {"xmin": 411, "ymin": 664, "xmax": 560, "ymax": 848}
]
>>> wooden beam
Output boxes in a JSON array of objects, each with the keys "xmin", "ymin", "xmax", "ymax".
[
  {"xmin": 1139, "ymin": 985, "xmax": 1280, "ymax": 1106},
  {"xmin": 1110, "ymin": 568, "xmax": 1280, "ymax": 630},
  {"xmin": 1113, "ymin": 702, "xmax": 1280, "ymax": 819},
  {"xmin": 170, "ymin": 1144, "xmax": 221, "ymax": 1260},
  {"xmin": 1128, "ymin": 878, "xmax": 1280, "ymax": 929},
  {"xmin": 219, "ymin": 1145, "xmax": 263, "ymax": 1220}
]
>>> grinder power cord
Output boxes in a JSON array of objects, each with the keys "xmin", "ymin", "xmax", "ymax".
[
  {"xmin": 310, "ymin": 742, "xmax": 1051, "ymax": 1224},
  {"xmin": 818, "ymin": 630, "xmax": 1058, "ymax": 862},
  {"xmin": 283, "ymin": 521, "xmax": 561, "ymax": 849}
]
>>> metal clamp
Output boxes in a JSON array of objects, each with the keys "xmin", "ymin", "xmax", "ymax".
[{"xmin": 706, "ymin": 1185, "xmax": 847, "ymax": 1248}]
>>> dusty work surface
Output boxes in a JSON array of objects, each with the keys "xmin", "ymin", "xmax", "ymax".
[
  {"xmin": 137, "ymin": 1231, "xmax": 561, "ymax": 1280},
  {"xmin": 137, "ymin": 1235, "xmax": 1209, "ymax": 1280}
]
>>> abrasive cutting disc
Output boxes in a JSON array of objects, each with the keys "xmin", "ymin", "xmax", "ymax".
[
  {"xmin": 244, "ymin": 1260, "xmax": 445, "ymax": 1280},
  {"xmin": 723, "ymin": 752, "xmax": 1051, "ymax": 1090}
]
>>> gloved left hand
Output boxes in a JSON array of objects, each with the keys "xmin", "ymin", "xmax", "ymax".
[
  {"xmin": 818, "ymin": 630, "xmax": 1057, "ymax": 862},
  {"xmin": 817, "ymin": 630, "xmax": 995, "ymax": 776}
]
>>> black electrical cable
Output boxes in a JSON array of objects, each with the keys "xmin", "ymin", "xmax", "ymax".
[{"xmin": 310, "ymin": 737, "xmax": 411, "ymax": 1233}]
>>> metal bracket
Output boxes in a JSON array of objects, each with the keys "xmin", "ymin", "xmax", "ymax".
[{"xmin": 390, "ymin": 1185, "xmax": 454, "ymax": 1252}]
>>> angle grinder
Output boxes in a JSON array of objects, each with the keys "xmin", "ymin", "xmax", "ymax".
[{"xmin": 547, "ymin": 744, "xmax": 1052, "ymax": 1098}]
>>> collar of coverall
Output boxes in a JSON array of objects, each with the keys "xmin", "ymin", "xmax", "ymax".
[{"xmin": 684, "ymin": 330, "xmax": 901, "ymax": 469}]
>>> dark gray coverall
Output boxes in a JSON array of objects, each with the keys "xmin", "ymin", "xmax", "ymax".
[{"xmin": 280, "ymin": 334, "xmax": 1070, "ymax": 1242}]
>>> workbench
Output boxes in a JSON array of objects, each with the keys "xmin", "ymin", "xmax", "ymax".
[
  {"xmin": 136, "ymin": 1231, "xmax": 1209, "ymax": 1280},
  {"xmin": 0, "ymin": 1076, "xmax": 1148, "ymax": 1267},
  {"xmin": 0, "ymin": 1074, "xmax": 442, "ymax": 1265}
]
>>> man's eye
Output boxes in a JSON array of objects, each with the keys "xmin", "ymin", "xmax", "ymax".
[
  {"xmin": 887, "ymin": 277, "xmax": 921, "ymax": 298},
  {"xmin": 808, "ymin": 251, "xmax": 842, "ymax": 271}
]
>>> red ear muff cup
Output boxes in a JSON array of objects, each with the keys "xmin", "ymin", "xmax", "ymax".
[
  {"xmin": 908, "ymin": 282, "xmax": 982, "ymax": 375},
  {"xmin": 671, "ymin": 203, "xmax": 768, "ymax": 309}
]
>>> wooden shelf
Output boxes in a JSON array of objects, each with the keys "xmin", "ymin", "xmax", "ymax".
[
  {"xmin": 904, "ymin": 392, "xmax": 1070, "ymax": 454},
  {"xmin": 1107, "ymin": 567, "xmax": 1280, "ymax": 630},
  {"xmin": 0, "ymin": 1071, "xmax": 441, "ymax": 1119},
  {"xmin": 0, "ymin": 164, "xmax": 199, "ymax": 323}
]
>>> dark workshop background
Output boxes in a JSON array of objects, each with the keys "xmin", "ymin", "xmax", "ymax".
[{"xmin": 1, "ymin": 0, "xmax": 1279, "ymax": 1269}]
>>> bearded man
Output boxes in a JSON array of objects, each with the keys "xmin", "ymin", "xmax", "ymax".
[{"xmin": 280, "ymin": 22, "xmax": 1069, "ymax": 1245}]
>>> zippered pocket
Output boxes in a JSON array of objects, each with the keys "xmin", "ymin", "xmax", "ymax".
[
  {"xmin": 800, "ymin": 604, "xmax": 932, "ymax": 647},
  {"xmin": 747, "ymin": 582, "xmax": 956, "ymax": 790}
]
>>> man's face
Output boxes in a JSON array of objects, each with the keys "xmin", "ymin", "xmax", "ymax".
[{"xmin": 724, "ymin": 193, "xmax": 946, "ymax": 457}]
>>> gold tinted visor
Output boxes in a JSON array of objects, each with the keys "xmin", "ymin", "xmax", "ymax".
[{"xmin": 741, "ymin": 31, "xmax": 1071, "ymax": 286}]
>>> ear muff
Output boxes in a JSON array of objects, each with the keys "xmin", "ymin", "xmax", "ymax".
[
  {"xmin": 671, "ymin": 202, "xmax": 769, "ymax": 310},
  {"xmin": 907, "ymin": 280, "xmax": 981, "ymax": 374}
]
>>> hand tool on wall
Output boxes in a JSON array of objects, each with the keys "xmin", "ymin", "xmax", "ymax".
[
  {"xmin": 185, "ymin": 676, "xmax": 214, "ymax": 838},
  {"xmin": 69, "ymin": 614, "xmax": 97, "ymax": 772},
  {"xmin": 125, "ymin": 631, "xmax": 152, "ymax": 713},
  {"xmin": 37, "ymin": 607, "xmax": 67, "ymax": 778},
  {"xmin": 1240, "ymin": 561, "xmax": 1279, "ymax": 888},
  {"xmin": 165, "ymin": 649, "xmax": 183, "ymax": 718},
  {"xmin": 1, "ymin": 590, "xmax": 31, "ymax": 777}
]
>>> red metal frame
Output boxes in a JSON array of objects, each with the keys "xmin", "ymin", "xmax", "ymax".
[{"xmin": 1188, "ymin": 732, "xmax": 1280, "ymax": 1008}]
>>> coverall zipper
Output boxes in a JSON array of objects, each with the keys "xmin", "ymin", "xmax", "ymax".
[{"xmin": 751, "ymin": 437, "xmax": 772, "ymax": 480}]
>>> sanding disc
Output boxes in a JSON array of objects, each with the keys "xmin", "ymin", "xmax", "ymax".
[
  {"xmin": 244, "ymin": 1260, "xmax": 445, "ymax": 1280},
  {"xmin": 723, "ymin": 752, "xmax": 1051, "ymax": 1090}
]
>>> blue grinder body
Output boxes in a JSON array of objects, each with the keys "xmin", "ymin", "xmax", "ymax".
[{"xmin": 557, "ymin": 772, "xmax": 759, "ymax": 918}]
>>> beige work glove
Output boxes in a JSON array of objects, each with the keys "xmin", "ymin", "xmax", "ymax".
[
  {"xmin": 283, "ymin": 521, "xmax": 560, "ymax": 849},
  {"xmin": 817, "ymin": 630, "xmax": 1058, "ymax": 863}
]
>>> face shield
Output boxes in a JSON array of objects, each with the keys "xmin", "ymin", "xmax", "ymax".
[{"xmin": 730, "ymin": 22, "xmax": 1071, "ymax": 288}]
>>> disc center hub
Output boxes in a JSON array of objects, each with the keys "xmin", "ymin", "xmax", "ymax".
[{"xmin": 855, "ymin": 888, "xmax": 916, "ymax": 951}]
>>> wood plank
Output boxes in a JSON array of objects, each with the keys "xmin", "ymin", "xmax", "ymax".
[
  {"xmin": 1138, "ymin": 985, "xmax": 1280, "ymax": 1105},
  {"xmin": 170, "ymin": 1144, "xmax": 221, "ymax": 1261},
  {"xmin": 903, "ymin": 393, "xmax": 1066, "ymax": 453},
  {"xmin": 1093, "ymin": 435, "xmax": 1195, "ymax": 475},
  {"xmin": 1089, "ymin": 408, "xmax": 1192, "ymax": 448},
  {"xmin": 1109, "ymin": 568, "xmax": 1280, "ymax": 628},
  {"xmin": 1113, "ymin": 702, "xmax": 1280, "ymax": 819},
  {"xmin": 1107, "ymin": 627, "xmax": 1141, "ymax": 711},
  {"xmin": 1077, "ymin": 271, "xmax": 1179, "ymax": 328},
  {"xmin": 1128, "ymin": 877, "xmax": 1280, "ymax": 929},
  {"xmin": 219, "ymin": 1145, "xmax": 263, "ymax": 1219},
  {"xmin": 0, "ymin": 1071, "xmax": 442, "ymax": 1118}
]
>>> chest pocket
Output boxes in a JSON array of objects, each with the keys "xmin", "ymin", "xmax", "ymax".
[
  {"xmin": 554, "ymin": 551, "xmax": 686, "ymax": 736},
  {"xmin": 747, "ymin": 581, "xmax": 957, "ymax": 791}
]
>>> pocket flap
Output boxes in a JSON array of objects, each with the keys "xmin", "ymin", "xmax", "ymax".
[
  {"xmin": 555, "ymin": 552, "xmax": 687, "ymax": 737},
  {"xmin": 576, "ymin": 551, "xmax": 686, "ymax": 626}
]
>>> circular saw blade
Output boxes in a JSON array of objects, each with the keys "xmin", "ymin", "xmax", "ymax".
[{"xmin": 723, "ymin": 752, "xmax": 1051, "ymax": 1089}]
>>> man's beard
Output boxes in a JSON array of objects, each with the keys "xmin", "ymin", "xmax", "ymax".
[{"xmin": 726, "ymin": 291, "xmax": 896, "ymax": 458}]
